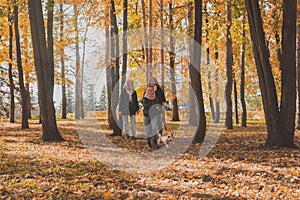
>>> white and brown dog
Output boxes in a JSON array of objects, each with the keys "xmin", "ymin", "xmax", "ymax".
[{"xmin": 157, "ymin": 133, "xmax": 174, "ymax": 147}]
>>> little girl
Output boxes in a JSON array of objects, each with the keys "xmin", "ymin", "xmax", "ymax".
[{"xmin": 142, "ymin": 84, "xmax": 160, "ymax": 149}]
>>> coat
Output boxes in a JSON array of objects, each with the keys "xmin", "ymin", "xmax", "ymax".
[
  {"xmin": 154, "ymin": 84, "xmax": 166, "ymax": 105},
  {"xmin": 119, "ymin": 89, "xmax": 139, "ymax": 116},
  {"xmin": 142, "ymin": 96, "xmax": 161, "ymax": 117}
]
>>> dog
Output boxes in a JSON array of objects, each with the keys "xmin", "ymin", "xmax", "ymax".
[{"xmin": 157, "ymin": 133, "xmax": 174, "ymax": 147}]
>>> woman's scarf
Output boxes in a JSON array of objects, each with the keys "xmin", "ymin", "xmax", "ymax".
[
  {"xmin": 126, "ymin": 88, "xmax": 133, "ymax": 102},
  {"xmin": 144, "ymin": 92, "xmax": 156, "ymax": 101}
]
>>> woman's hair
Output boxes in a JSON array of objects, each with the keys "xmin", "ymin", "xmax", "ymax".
[
  {"xmin": 149, "ymin": 77, "xmax": 158, "ymax": 84},
  {"xmin": 123, "ymin": 78, "xmax": 134, "ymax": 90}
]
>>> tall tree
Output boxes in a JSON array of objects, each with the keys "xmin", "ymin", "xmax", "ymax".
[
  {"xmin": 213, "ymin": 49, "xmax": 220, "ymax": 123},
  {"xmin": 240, "ymin": 14, "xmax": 247, "ymax": 127},
  {"xmin": 160, "ymin": 0, "xmax": 165, "ymax": 87},
  {"xmin": 60, "ymin": 2, "xmax": 67, "ymax": 119},
  {"xmin": 110, "ymin": 0, "xmax": 122, "ymax": 136},
  {"xmin": 121, "ymin": 0, "xmax": 128, "ymax": 88},
  {"xmin": 141, "ymin": 0, "xmax": 149, "ymax": 83},
  {"xmin": 169, "ymin": 1, "xmax": 179, "ymax": 121},
  {"xmin": 189, "ymin": 0, "xmax": 206, "ymax": 143},
  {"xmin": 225, "ymin": 1, "xmax": 233, "ymax": 129},
  {"xmin": 296, "ymin": 1, "xmax": 300, "ymax": 129},
  {"xmin": 245, "ymin": 0, "xmax": 296, "ymax": 147},
  {"xmin": 28, "ymin": 0, "xmax": 64, "ymax": 141},
  {"xmin": 8, "ymin": 5, "xmax": 14, "ymax": 123},
  {"xmin": 233, "ymin": 71, "xmax": 239, "ymax": 124},
  {"xmin": 74, "ymin": 4, "xmax": 84, "ymax": 119},
  {"xmin": 187, "ymin": 1, "xmax": 198, "ymax": 126},
  {"xmin": 148, "ymin": 0, "xmax": 153, "ymax": 79},
  {"xmin": 14, "ymin": 4, "xmax": 29, "ymax": 129},
  {"xmin": 105, "ymin": 3, "xmax": 113, "ymax": 128}
]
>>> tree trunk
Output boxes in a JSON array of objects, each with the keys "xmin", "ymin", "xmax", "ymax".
[
  {"xmin": 160, "ymin": 0, "xmax": 165, "ymax": 87},
  {"xmin": 168, "ymin": 2, "xmax": 179, "ymax": 121},
  {"xmin": 105, "ymin": 4, "xmax": 112, "ymax": 128},
  {"xmin": 141, "ymin": 0, "xmax": 149, "ymax": 83},
  {"xmin": 60, "ymin": 3, "xmax": 67, "ymax": 119},
  {"xmin": 8, "ymin": 8, "xmax": 15, "ymax": 123},
  {"xmin": 240, "ymin": 15, "xmax": 247, "ymax": 127},
  {"xmin": 207, "ymin": 48, "xmax": 215, "ymax": 121},
  {"xmin": 26, "ymin": 83, "xmax": 31, "ymax": 119},
  {"xmin": 233, "ymin": 72, "xmax": 239, "ymax": 124},
  {"xmin": 14, "ymin": 5, "xmax": 29, "ymax": 129},
  {"xmin": 110, "ymin": 0, "xmax": 122, "ymax": 136},
  {"xmin": 190, "ymin": 0, "xmax": 206, "ymax": 143},
  {"xmin": 148, "ymin": 0, "xmax": 153, "ymax": 79},
  {"xmin": 213, "ymin": 50, "xmax": 220, "ymax": 123},
  {"xmin": 28, "ymin": 0, "xmax": 64, "ymax": 141},
  {"xmin": 245, "ymin": 0, "xmax": 296, "ymax": 148},
  {"xmin": 187, "ymin": 1, "xmax": 198, "ymax": 126},
  {"xmin": 74, "ymin": 5, "xmax": 84, "ymax": 119},
  {"xmin": 225, "ymin": 1, "xmax": 233, "ymax": 130},
  {"xmin": 121, "ymin": 0, "xmax": 128, "ymax": 87},
  {"xmin": 296, "ymin": 2, "xmax": 300, "ymax": 129},
  {"xmin": 279, "ymin": 0, "xmax": 296, "ymax": 147}
]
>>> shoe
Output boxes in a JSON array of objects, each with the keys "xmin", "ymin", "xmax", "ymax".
[
  {"xmin": 152, "ymin": 134, "xmax": 160, "ymax": 149},
  {"xmin": 146, "ymin": 138, "xmax": 152, "ymax": 149},
  {"xmin": 131, "ymin": 136, "xmax": 136, "ymax": 140},
  {"xmin": 125, "ymin": 134, "xmax": 130, "ymax": 142}
]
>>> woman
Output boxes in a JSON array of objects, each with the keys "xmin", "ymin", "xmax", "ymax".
[
  {"xmin": 119, "ymin": 79, "xmax": 139, "ymax": 141},
  {"xmin": 142, "ymin": 84, "xmax": 160, "ymax": 149},
  {"xmin": 149, "ymin": 77, "xmax": 166, "ymax": 135}
]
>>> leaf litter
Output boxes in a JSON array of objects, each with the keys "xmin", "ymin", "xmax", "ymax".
[{"xmin": 0, "ymin": 120, "xmax": 299, "ymax": 199}]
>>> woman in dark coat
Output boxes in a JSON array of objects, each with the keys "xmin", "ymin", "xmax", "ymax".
[
  {"xmin": 149, "ymin": 77, "xmax": 166, "ymax": 135},
  {"xmin": 142, "ymin": 84, "xmax": 160, "ymax": 149},
  {"xmin": 119, "ymin": 79, "xmax": 139, "ymax": 141}
]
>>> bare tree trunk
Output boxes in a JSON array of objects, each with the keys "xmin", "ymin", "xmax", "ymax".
[
  {"xmin": 191, "ymin": 0, "xmax": 206, "ymax": 143},
  {"xmin": 160, "ymin": 0, "xmax": 165, "ymax": 87},
  {"xmin": 74, "ymin": 5, "xmax": 84, "ymax": 119},
  {"xmin": 26, "ymin": 82, "xmax": 31, "ymax": 119},
  {"xmin": 233, "ymin": 72, "xmax": 239, "ymax": 124},
  {"xmin": 225, "ymin": 1, "xmax": 233, "ymax": 130},
  {"xmin": 148, "ymin": 0, "xmax": 153, "ymax": 79},
  {"xmin": 187, "ymin": 1, "xmax": 198, "ymax": 126},
  {"xmin": 47, "ymin": 0, "xmax": 54, "ymax": 96},
  {"xmin": 8, "ymin": 7, "xmax": 15, "ymax": 123},
  {"xmin": 14, "ymin": 4, "xmax": 29, "ymax": 129},
  {"xmin": 28, "ymin": 0, "xmax": 64, "ymax": 141},
  {"xmin": 296, "ymin": 2, "xmax": 300, "ymax": 129},
  {"xmin": 60, "ymin": 3, "xmax": 67, "ymax": 119},
  {"xmin": 105, "ymin": 4, "xmax": 112, "ymax": 128},
  {"xmin": 110, "ymin": 0, "xmax": 122, "ymax": 136},
  {"xmin": 279, "ymin": 0, "xmax": 296, "ymax": 147},
  {"xmin": 168, "ymin": 2, "xmax": 179, "ymax": 121},
  {"xmin": 245, "ymin": 0, "xmax": 296, "ymax": 148},
  {"xmin": 207, "ymin": 48, "xmax": 215, "ymax": 122},
  {"xmin": 141, "ymin": 0, "xmax": 149, "ymax": 83},
  {"xmin": 121, "ymin": 0, "xmax": 128, "ymax": 87},
  {"xmin": 23, "ymin": 33, "xmax": 32, "ymax": 120},
  {"xmin": 240, "ymin": 15, "xmax": 247, "ymax": 127}
]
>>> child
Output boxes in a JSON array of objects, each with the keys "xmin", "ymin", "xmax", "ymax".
[
  {"xmin": 142, "ymin": 84, "xmax": 160, "ymax": 149},
  {"xmin": 119, "ymin": 79, "xmax": 139, "ymax": 141}
]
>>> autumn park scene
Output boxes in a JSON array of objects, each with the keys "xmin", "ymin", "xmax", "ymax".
[{"xmin": 0, "ymin": 0, "xmax": 299, "ymax": 199}]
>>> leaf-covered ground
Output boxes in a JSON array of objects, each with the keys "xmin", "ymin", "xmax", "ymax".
[{"xmin": 0, "ymin": 120, "xmax": 299, "ymax": 199}]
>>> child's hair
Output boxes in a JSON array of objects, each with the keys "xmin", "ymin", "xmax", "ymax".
[{"xmin": 146, "ymin": 84, "xmax": 154, "ymax": 90}]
